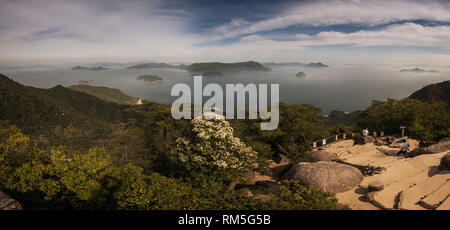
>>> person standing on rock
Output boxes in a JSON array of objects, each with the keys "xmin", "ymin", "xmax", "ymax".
[
  {"xmin": 362, "ymin": 128, "xmax": 369, "ymax": 137},
  {"xmin": 397, "ymin": 141, "xmax": 410, "ymax": 156}
]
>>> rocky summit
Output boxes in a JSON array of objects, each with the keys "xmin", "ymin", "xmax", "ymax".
[{"xmin": 324, "ymin": 139, "xmax": 450, "ymax": 210}]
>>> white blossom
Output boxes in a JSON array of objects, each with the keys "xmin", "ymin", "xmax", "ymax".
[{"xmin": 172, "ymin": 113, "xmax": 258, "ymax": 178}]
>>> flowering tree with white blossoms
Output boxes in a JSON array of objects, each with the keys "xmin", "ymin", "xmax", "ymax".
[{"xmin": 172, "ymin": 112, "xmax": 258, "ymax": 183}]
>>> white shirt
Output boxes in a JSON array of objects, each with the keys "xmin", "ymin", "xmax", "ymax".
[{"xmin": 362, "ymin": 129, "xmax": 369, "ymax": 136}]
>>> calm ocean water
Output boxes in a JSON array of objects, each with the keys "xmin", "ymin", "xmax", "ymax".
[{"xmin": 3, "ymin": 65, "xmax": 449, "ymax": 114}]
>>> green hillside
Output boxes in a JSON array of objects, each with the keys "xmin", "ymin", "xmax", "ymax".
[
  {"xmin": 0, "ymin": 74, "xmax": 128, "ymax": 148},
  {"xmin": 68, "ymin": 84, "xmax": 139, "ymax": 105},
  {"xmin": 408, "ymin": 80, "xmax": 450, "ymax": 105}
]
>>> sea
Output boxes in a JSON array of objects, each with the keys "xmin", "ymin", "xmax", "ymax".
[{"xmin": 2, "ymin": 64, "xmax": 449, "ymax": 114}]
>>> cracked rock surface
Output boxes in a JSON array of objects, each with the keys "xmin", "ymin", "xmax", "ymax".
[
  {"xmin": 0, "ymin": 190, "xmax": 22, "ymax": 210},
  {"xmin": 323, "ymin": 139, "xmax": 450, "ymax": 210}
]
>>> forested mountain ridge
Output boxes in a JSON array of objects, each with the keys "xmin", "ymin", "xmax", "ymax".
[
  {"xmin": 68, "ymin": 84, "xmax": 139, "ymax": 105},
  {"xmin": 407, "ymin": 80, "xmax": 450, "ymax": 105},
  {"xmin": 0, "ymin": 74, "xmax": 132, "ymax": 149}
]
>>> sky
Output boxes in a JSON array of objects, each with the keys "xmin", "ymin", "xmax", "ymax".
[{"xmin": 1, "ymin": 0, "xmax": 450, "ymax": 66}]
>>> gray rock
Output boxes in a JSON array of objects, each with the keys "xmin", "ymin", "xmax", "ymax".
[
  {"xmin": 308, "ymin": 150, "xmax": 339, "ymax": 162},
  {"xmin": 407, "ymin": 147, "xmax": 431, "ymax": 157},
  {"xmin": 282, "ymin": 162, "xmax": 363, "ymax": 193},
  {"xmin": 354, "ymin": 136, "xmax": 375, "ymax": 145},
  {"xmin": 368, "ymin": 181, "xmax": 384, "ymax": 192},
  {"xmin": 407, "ymin": 138, "xmax": 450, "ymax": 158},
  {"xmin": 439, "ymin": 152, "xmax": 450, "ymax": 170},
  {"xmin": 364, "ymin": 136, "xmax": 376, "ymax": 143},
  {"xmin": 427, "ymin": 138, "xmax": 450, "ymax": 153},
  {"xmin": 0, "ymin": 190, "xmax": 22, "ymax": 210}
]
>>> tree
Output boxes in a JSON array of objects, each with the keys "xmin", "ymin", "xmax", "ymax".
[
  {"xmin": 0, "ymin": 122, "xmax": 199, "ymax": 210},
  {"xmin": 171, "ymin": 113, "xmax": 258, "ymax": 187},
  {"xmin": 359, "ymin": 99, "xmax": 449, "ymax": 142}
]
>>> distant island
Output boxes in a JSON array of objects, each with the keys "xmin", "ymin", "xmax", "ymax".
[
  {"xmin": 126, "ymin": 62, "xmax": 183, "ymax": 69},
  {"xmin": 295, "ymin": 71, "xmax": 306, "ymax": 78},
  {"xmin": 71, "ymin": 66, "xmax": 109, "ymax": 71},
  {"xmin": 68, "ymin": 84, "xmax": 140, "ymax": 105},
  {"xmin": 303, "ymin": 62, "xmax": 329, "ymax": 68},
  {"xmin": 137, "ymin": 75, "xmax": 163, "ymax": 83},
  {"xmin": 399, "ymin": 68, "xmax": 438, "ymax": 73},
  {"xmin": 185, "ymin": 61, "xmax": 270, "ymax": 76}
]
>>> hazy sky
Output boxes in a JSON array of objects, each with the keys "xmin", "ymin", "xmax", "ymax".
[{"xmin": 1, "ymin": 0, "xmax": 450, "ymax": 65}]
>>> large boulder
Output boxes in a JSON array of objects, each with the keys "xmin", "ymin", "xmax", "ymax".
[
  {"xmin": 407, "ymin": 138, "xmax": 450, "ymax": 158},
  {"xmin": 282, "ymin": 162, "xmax": 363, "ymax": 193},
  {"xmin": 354, "ymin": 136, "xmax": 375, "ymax": 145},
  {"xmin": 0, "ymin": 190, "xmax": 22, "ymax": 210},
  {"xmin": 364, "ymin": 136, "xmax": 376, "ymax": 143},
  {"xmin": 427, "ymin": 138, "xmax": 450, "ymax": 153},
  {"xmin": 439, "ymin": 152, "xmax": 450, "ymax": 170},
  {"xmin": 368, "ymin": 181, "xmax": 384, "ymax": 192},
  {"xmin": 407, "ymin": 147, "xmax": 431, "ymax": 157},
  {"xmin": 308, "ymin": 150, "xmax": 338, "ymax": 162}
]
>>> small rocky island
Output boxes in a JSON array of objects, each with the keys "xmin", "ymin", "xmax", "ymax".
[
  {"xmin": 137, "ymin": 75, "xmax": 163, "ymax": 83},
  {"xmin": 303, "ymin": 62, "xmax": 329, "ymax": 68},
  {"xmin": 71, "ymin": 66, "xmax": 109, "ymax": 71},
  {"xmin": 399, "ymin": 68, "xmax": 438, "ymax": 73},
  {"xmin": 295, "ymin": 71, "xmax": 306, "ymax": 78}
]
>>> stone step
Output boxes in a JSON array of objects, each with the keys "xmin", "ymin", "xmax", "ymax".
[
  {"xmin": 398, "ymin": 173, "xmax": 449, "ymax": 210},
  {"xmin": 419, "ymin": 180, "xmax": 450, "ymax": 210}
]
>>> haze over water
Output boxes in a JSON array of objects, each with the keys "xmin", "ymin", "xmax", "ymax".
[{"xmin": 4, "ymin": 65, "xmax": 449, "ymax": 114}]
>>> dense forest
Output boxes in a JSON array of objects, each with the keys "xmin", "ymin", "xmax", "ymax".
[{"xmin": 0, "ymin": 74, "xmax": 448, "ymax": 209}]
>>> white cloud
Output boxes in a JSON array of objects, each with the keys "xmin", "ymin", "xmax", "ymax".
[
  {"xmin": 0, "ymin": 0, "xmax": 206, "ymax": 64},
  {"xmin": 295, "ymin": 23, "xmax": 450, "ymax": 47},
  {"xmin": 194, "ymin": 23, "xmax": 450, "ymax": 65},
  {"xmin": 1, "ymin": 0, "xmax": 450, "ymax": 65},
  {"xmin": 213, "ymin": 0, "xmax": 450, "ymax": 38}
]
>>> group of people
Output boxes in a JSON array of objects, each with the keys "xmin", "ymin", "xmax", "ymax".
[{"xmin": 361, "ymin": 128, "xmax": 409, "ymax": 156}]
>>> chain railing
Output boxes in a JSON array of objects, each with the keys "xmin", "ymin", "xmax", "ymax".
[{"xmin": 312, "ymin": 131, "xmax": 390, "ymax": 149}]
